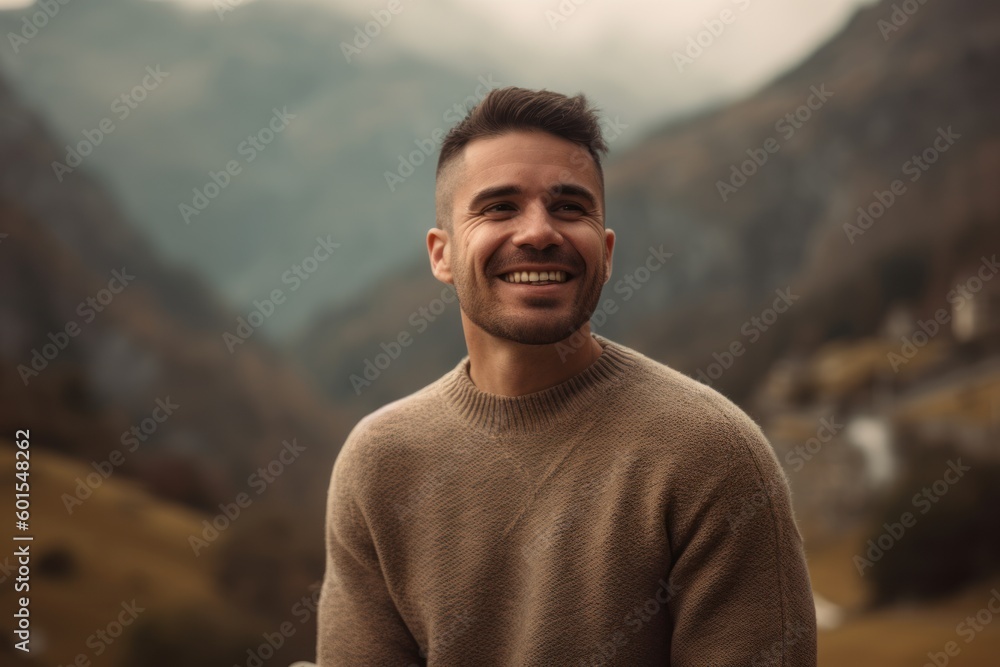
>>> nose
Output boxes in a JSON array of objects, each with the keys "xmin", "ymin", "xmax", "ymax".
[{"xmin": 509, "ymin": 200, "xmax": 563, "ymax": 249}]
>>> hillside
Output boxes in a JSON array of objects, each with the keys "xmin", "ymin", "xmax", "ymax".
[
  {"xmin": 0, "ymin": 0, "xmax": 997, "ymax": 663},
  {"xmin": 296, "ymin": 0, "xmax": 1000, "ymax": 407},
  {"xmin": 0, "ymin": 0, "xmax": 507, "ymax": 335},
  {"xmin": 0, "ymin": 68, "xmax": 345, "ymax": 666},
  {"xmin": 0, "ymin": 68, "xmax": 350, "ymax": 508},
  {"xmin": 0, "ymin": 442, "xmax": 260, "ymax": 666}
]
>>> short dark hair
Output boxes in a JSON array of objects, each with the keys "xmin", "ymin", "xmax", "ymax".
[{"xmin": 435, "ymin": 86, "xmax": 609, "ymax": 229}]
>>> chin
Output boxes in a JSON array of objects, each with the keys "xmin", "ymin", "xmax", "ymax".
[{"xmin": 490, "ymin": 314, "xmax": 589, "ymax": 346}]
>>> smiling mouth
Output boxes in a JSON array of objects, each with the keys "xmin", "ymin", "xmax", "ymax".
[{"xmin": 499, "ymin": 270, "xmax": 570, "ymax": 285}]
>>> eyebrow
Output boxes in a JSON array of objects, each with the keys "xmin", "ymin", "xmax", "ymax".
[{"xmin": 466, "ymin": 183, "xmax": 599, "ymax": 212}]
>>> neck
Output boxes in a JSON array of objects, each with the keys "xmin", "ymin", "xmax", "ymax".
[{"xmin": 461, "ymin": 317, "xmax": 604, "ymax": 397}]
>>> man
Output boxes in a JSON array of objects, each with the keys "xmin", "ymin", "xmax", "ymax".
[{"xmin": 316, "ymin": 86, "xmax": 817, "ymax": 666}]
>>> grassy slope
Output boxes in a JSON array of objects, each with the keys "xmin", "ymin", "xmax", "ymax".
[
  {"xmin": 808, "ymin": 530, "xmax": 1000, "ymax": 666},
  {"xmin": 0, "ymin": 441, "xmax": 253, "ymax": 666}
]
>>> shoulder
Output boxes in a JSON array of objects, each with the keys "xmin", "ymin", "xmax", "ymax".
[
  {"xmin": 332, "ymin": 365, "xmax": 459, "ymax": 484},
  {"xmin": 607, "ymin": 341, "xmax": 793, "ymax": 525},
  {"xmin": 607, "ymin": 339, "xmax": 774, "ymax": 464}
]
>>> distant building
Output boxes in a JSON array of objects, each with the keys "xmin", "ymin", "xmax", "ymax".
[{"xmin": 952, "ymin": 271, "xmax": 1000, "ymax": 342}]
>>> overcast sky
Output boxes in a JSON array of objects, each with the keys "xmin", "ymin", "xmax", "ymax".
[
  {"xmin": 189, "ymin": 0, "xmax": 875, "ymax": 125},
  {"xmin": 3, "ymin": 0, "xmax": 880, "ymax": 145}
]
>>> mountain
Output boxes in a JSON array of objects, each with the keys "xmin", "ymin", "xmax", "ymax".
[
  {"xmin": 0, "ymin": 0, "xmax": 507, "ymax": 335},
  {"xmin": 0, "ymin": 70, "xmax": 352, "ymax": 519},
  {"xmin": 1, "ymin": 0, "xmax": 997, "ymax": 662},
  {"xmin": 601, "ymin": 0, "xmax": 999, "ymax": 394},
  {"xmin": 0, "ymin": 65, "xmax": 349, "ymax": 664},
  {"xmin": 296, "ymin": 0, "xmax": 1000, "ymax": 406}
]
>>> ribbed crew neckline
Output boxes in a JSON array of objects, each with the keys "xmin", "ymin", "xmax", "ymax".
[{"xmin": 437, "ymin": 333, "xmax": 639, "ymax": 433}]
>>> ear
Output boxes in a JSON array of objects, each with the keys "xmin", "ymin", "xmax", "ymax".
[
  {"xmin": 427, "ymin": 227, "xmax": 454, "ymax": 285},
  {"xmin": 602, "ymin": 227, "xmax": 616, "ymax": 284}
]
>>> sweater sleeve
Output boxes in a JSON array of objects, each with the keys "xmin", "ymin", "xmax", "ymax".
[
  {"xmin": 315, "ymin": 433, "xmax": 425, "ymax": 667},
  {"xmin": 665, "ymin": 406, "xmax": 817, "ymax": 667}
]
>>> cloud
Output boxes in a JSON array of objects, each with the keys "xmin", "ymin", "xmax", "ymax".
[{"xmin": 293, "ymin": 0, "xmax": 879, "ymax": 129}]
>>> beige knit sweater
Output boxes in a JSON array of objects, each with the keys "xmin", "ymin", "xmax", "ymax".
[{"xmin": 316, "ymin": 334, "xmax": 817, "ymax": 666}]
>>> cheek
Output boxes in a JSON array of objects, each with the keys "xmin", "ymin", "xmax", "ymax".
[
  {"xmin": 467, "ymin": 236, "xmax": 505, "ymax": 271},
  {"xmin": 568, "ymin": 229, "xmax": 606, "ymax": 261}
]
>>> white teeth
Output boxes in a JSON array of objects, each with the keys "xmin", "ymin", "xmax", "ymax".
[{"xmin": 501, "ymin": 270, "xmax": 568, "ymax": 284}]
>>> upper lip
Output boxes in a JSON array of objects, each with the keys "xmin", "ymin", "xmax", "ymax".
[{"xmin": 497, "ymin": 265, "xmax": 576, "ymax": 277}]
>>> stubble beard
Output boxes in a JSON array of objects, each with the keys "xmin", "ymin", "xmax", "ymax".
[{"xmin": 451, "ymin": 251, "xmax": 607, "ymax": 346}]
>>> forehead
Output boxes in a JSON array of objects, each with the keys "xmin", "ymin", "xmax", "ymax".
[{"xmin": 453, "ymin": 130, "xmax": 601, "ymax": 199}]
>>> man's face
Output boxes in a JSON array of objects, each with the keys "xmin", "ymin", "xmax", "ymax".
[{"xmin": 428, "ymin": 130, "xmax": 614, "ymax": 345}]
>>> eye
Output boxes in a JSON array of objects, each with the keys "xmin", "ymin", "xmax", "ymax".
[
  {"xmin": 556, "ymin": 203, "xmax": 586, "ymax": 212},
  {"xmin": 483, "ymin": 202, "xmax": 515, "ymax": 213}
]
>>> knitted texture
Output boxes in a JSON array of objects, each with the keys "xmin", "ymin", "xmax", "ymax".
[{"xmin": 316, "ymin": 334, "xmax": 817, "ymax": 666}]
